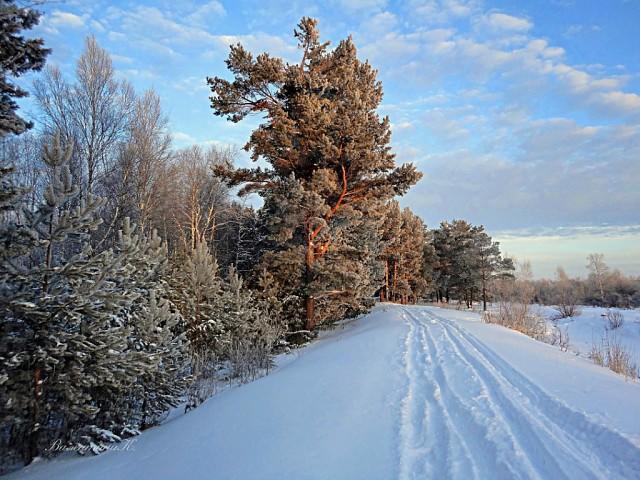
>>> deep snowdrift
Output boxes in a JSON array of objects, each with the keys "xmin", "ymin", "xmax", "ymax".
[{"xmin": 8, "ymin": 305, "xmax": 640, "ymax": 480}]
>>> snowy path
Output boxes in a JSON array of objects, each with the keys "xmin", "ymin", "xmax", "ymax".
[
  {"xmin": 9, "ymin": 305, "xmax": 640, "ymax": 480},
  {"xmin": 398, "ymin": 308, "xmax": 640, "ymax": 480}
]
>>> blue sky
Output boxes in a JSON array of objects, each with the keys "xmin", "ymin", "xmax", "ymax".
[{"xmin": 20, "ymin": 0, "xmax": 640, "ymax": 277}]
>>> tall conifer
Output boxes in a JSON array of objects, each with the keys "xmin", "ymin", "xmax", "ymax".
[{"xmin": 208, "ymin": 18, "xmax": 421, "ymax": 329}]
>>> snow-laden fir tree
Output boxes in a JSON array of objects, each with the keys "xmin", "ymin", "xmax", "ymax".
[
  {"xmin": 92, "ymin": 218, "xmax": 188, "ymax": 435},
  {"xmin": 127, "ymin": 290, "xmax": 186, "ymax": 431},
  {"xmin": 0, "ymin": 137, "xmax": 135, "ymax": 464},
  {"xmin": 220, "ymin": 266, "xmax": 283, "ymax": 383},
  {"xmin": 171, "ymin": 240, "xmax": 225, "ymax": 407},
  {"xmin": 0, "ymin": 138, "xmax": 188, "ymax": 466}
]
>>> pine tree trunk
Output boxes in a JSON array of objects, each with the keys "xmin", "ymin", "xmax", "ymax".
[
  {"xmin": 26, "ymin": 367, "xmax": 42, "ymax": 464},
  {"xmin": 392, "ymin": 259, "xmax": 398, "ymax": 302},
  {"xmin": 141, "ymin": 398, "xmax": 149, "ymax": 430},
  {"xmin": 304, "ymin": 241, "xmax": 315, "ymax": 330},
  {"xmin": 482, "ymin": 281, "xmax": 487, "ymax": 311},
  {"xmin": 382, "ymin": 259, "xmax": 389, "ymax": 302},
  {"xmin": 305, "ymin": 296, "xmax": 315, "ymax": 330}
]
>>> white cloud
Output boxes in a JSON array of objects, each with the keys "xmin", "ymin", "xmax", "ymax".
[
  {"xmin": 564, "ymin": 24, "xmax": 601, "ymax": 37},
  {"xmin": 593, "ymin": 91, "xmax": 640, "ymax": 114},
  {"xmin": 188, "ymin": 1, "xmax": 226, "ymax": 25},
  {"xmin": 525, "ymin": 39, "xmax": 564, "ymax": 59},
  {"xmin": 173, "ymin": 76, "xmax": 209, "ymax": 94},
  {"xmin": 361, "ymin": 11, "xmax": 398, "ymax": 37},
  {"xmin": 121, "ymin": 68, "xmax": 158, "ymax": 80},
  {"xmin": 207, "ymin": 33, "xmax": 298, "ymax": 63},
  {"xmin": 50, "ymin": 10, "xmax": 86, "ymax": 28},
  {"xmin": 494, "ymin": 225, "xmax": 640, "ymax": 239},
  {"xmin": 484, "ymin": 12, "xmax": 532, "ymax": 32},
  {"xmin": 173, "ymin": 131, "xmax": 197, "ymax": 144},
  {"xmin": 108, "ymin": 31, "xmax": 127, "ymax": 42},
  {"xmin": 101, "ymin": 6, "xmax": 297, "ymax": 64},
  {"xmin": 336, "ymin": 0, "xmax": 388, "ymax": 12},
  {"xmin": 361, "ymin": 15, "xmax": 639, "ymax": 118},
  {"xmin": 111, "ymin": 54, "xmax": 134, "ymax": 64},
  {"xmin": 402, "ymin": 112, "xmax": 640, "ymax": 232},
  {"xmin": 90, "ymin": 19, "xmax": 106, "ymax": 32},
  {"xmin": 408, "ymin": 0, "xmax": 481, "ymax": 23},
  {"xmin": 391, "ymin": 121, "xmax": 413, "ymax": 131}
]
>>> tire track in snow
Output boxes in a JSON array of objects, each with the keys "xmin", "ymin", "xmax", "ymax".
[
  {"xmin": 415, "ymin": 319, "xmax": 479, "ymax": 479},
  {"xmin": 428, "ymin": 309, "xmax": 640, "ymax": 479},
  {"xmin": 396, "ymin": 306, "xmax": 640, "ymax": 479},
  {"xmin": 398, "ymin": 312, "xmax": 449, "ymax": 479},
  {"xmin": 429, "ymin": 311, "xmax": 596, "ymax": 479},
  {"xmin": 400, "ymin": 309, "xmax": 504, "ymax": 480},
  {"xmin": 415, "ymin": 310, "xmax": 530, "ymax": 479}
]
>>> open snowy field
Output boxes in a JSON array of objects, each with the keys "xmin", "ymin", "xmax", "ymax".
[
  {"xmin": 8, "ymin": 304, "xmax": 640, "ymax": 480},
  {"xmin": 537, "ymin": 305, "xmax": 640, "ymax": 366}
]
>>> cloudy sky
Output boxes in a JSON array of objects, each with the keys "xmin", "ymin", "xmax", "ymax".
[{"xmin": 21, "ymin": 0, "xmax": 640, "ymax": 277}]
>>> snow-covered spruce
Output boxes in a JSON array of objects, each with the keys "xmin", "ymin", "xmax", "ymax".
[{"xmin": 0, "ymin": 138, "xmax": 187, "ymax": 468}]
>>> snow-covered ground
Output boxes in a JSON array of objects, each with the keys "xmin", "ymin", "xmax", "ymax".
[
  {"xmin": 537, "ymin": 305, "xmax": 640, "ymax": 367},
  {"xmin": 8, "ymin": 305, "xmax": 640, "ymax": 480}
]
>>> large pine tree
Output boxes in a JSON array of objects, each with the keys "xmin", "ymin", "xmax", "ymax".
[{"xmin": 208, "ymin": 18, "xmax": 421, "ymax": 329}]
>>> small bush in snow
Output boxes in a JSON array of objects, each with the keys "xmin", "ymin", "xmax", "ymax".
[
  {"xmin": 590, "ymin": 333, "xmax": 638, "ymax": 380},
  {"xmin": 552, "ymin": 326, "xmax": 570, "ymax": 352},
  {"xmin": 589, "ymin": 343, "xmax": 606, "ymax": 367},
  {"xmin": 484, "ymin": 305, "xmax": 547, "ymax": 340},
  {"xmin": 551, "ymin": 303, "xmax": 582, "ymax": 320},
  {"xmin": 605, "ymin": 310, "xmax": 624, "ymax": 330},
  {"xmin": 607, "ymin": 341, "xmax": 637, "ymax": 378},
  {"xmin": 559, "ymin": 327, "xmax": 570, "ymax": 352}
]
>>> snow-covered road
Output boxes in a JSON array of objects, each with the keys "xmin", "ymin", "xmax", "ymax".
[
  {"xmin": 399, "ymin": 308, "xmax": 639, "ymax": 479},
  {"xmin": 9, "ymin": 305, "xmax": 640, "ymax": 480}
]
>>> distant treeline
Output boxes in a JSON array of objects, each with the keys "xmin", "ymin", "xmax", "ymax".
[{"xmin": 532, "ymin": 257, "xmax": 640, "ymax": 309}]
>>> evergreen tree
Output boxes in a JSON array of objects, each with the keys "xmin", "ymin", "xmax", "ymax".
[
  {"xmin": 171, "ymin": 240, "xmax": 225, "ymax": 407},
  {"xmin": 0, "ymin": 0, "xmax": 50, "ymax": 136},
  {"xmin": 0, "ymin": 137, "xmax": 136, "ymax": 463},
  {"xmin": 379, "ymin": 205, "xmax": 427, "ymax": 303},
  {"xmin": 433, "ymin": 220, "xmax": 477, "ymax": 304},
  {"xmin": 173, "ymin": 240, "xmax": 224, "ymax": 360},
  {"xmin": 472, "ymin": 228, "xmax": 514, "ymax": 311},
  {"xmin": 220, "ymin": 266, "xmax": 283, "ymax": 383},
  {"xmin": 208, "ymin": 17, "xmax": 421, "ymax": 329},
  {"xmin": 1, "ymin": 138, "xmax": 188, "ymax": 465},
  {"xmin": 95, "ymin": 219, "xmax": 188, "ymax": 433},
  {"xmin": 128, "ymin": 290, "xmax": 186, "ymax": 430},
  {"xmin": 431, "ymin": 220, "xmax": 512, "ymax": 308}
]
